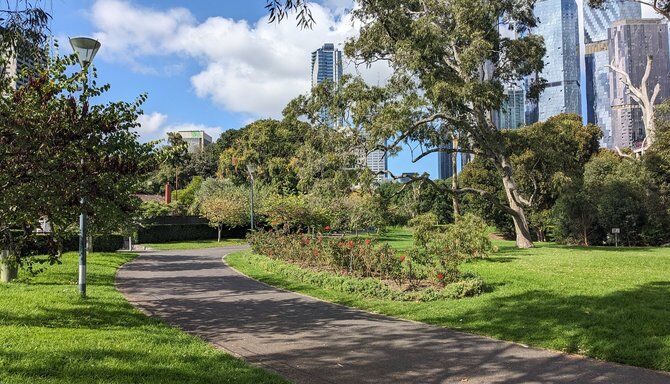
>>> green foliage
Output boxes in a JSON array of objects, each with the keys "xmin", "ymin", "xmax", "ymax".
[
  {"xmin": 425, "ymin": 214, "xmax": 495, "ymax": 282},
  {"xmin": 0, "ymin": 52, "xmax": 154, "ymax": 268},
  {"xmin": 460, "ymin": 114, "xmax": 603, "ymax": 240},
  {"xmin": 172, "ymin": 176, "xmax": 203, "ymax": 213},
  {"xmin": 200, "ymin": 184, "xmax": 250, "ymax": 233},
  {"xmin": 408, "ymin": 212, "xmax": 439, "ymax": 248},
  {"xmin": 554, "ymin": 150, "xmax": 669, "ymax": 246},
  {"xmin": 260, "ymin": 194, "xmax": 328, "ymax": 232},
  {"xmin": 378, "ymin": 180, "xmax": 454, "ymax": 226}
]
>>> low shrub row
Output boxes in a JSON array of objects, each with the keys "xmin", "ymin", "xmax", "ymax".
[{"xmin": 239, "ymin": 252, "xmax": 484, "ymax": 301}]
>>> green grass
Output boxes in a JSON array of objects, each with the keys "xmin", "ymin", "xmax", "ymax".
[
  {"xmin": 228, "ymin": 234, "xmax": 670, "ymax": 372},
  {"xmin": 0, "ymin": 252, "xmax": 287, "ymax": 384},
  {"xmin": 143, "ymin": 238, "xmax": 246, "ymax": 250}
]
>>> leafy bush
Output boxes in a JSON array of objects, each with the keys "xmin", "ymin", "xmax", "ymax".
[{"xmin": 409, "ymin": 212, "xmax": 439, "ymax": 248}]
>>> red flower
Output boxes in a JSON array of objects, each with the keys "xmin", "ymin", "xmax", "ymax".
[
  {"xmin": 312, "ymin": 249, "xmax": 320, "ymax": 257},
  {"xmin": 437, "ymin": 273, "xmax": 445, "ymax": 280},
  {"xmin": 303, "ymin": 238, "xmax": 311, "ymax": 245},
  {"xmin": 364, "ymin": 239, "xmax": 371, "ymax": 245},
  {"xmin": 347, "ymin": 240, "xmax": 354, "ymax": 249},
  {"xmin": 324, "ymin": 225, "xmax": 331, "ymax": 231},
  {"xmin": 399, "ymin": 255, "xmax": 406, "ymax": 262}
]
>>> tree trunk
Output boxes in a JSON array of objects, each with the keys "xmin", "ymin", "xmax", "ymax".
[
  {"xmin": 452, "ymin": 137, "xmax": 461, "ymax": 219},
  {"xmin": 498, "ymin": 157, "xmax": 534, "ymax": 249},
  {"xmin": 1, "ymin": 250, "xmax": 17, "ymax": 283},
  {"xmin": 217, "ymin": 226, "xmax": 222, "ymax": 243}
]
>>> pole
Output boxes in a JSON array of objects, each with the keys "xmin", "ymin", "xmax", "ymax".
[
  {"xmin": 79, "ymin": 199, "xmax": 87, "ymax": 297},
  {"xmin": 250, "ymin": 176, "xmax": 255, "ymax": 231},
  {"xmin": 78, "ymin": 69, "xmax": 89, "ymax": 299}
]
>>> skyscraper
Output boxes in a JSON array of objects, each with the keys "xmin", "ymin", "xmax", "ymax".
[
  {"xmin": 533, "ymin": 0, "xmax": 582, "ymax": 121},
  {"xmin": 311, "ymin": 43, "xmax": 343, "ymax": 87},
  {"xmin": 497, "ymin": 85, "xmax": 526, "ymax": 129},
  {"xmin": 584, "ymin": 1, "xmax": 641, "ymax": 147},
  {"xmin": 438, "ymin": 142, "xmax": 455, "ymax": 180},
  {"xmin": 608, "ymin": 19, "xmax": 670, "ymax": 149}
]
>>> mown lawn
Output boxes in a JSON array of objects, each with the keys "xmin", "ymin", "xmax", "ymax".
[
  {"xmin": 0, "ymin": 252, "xmax": 286, "ymax": 384},
  {"xmin": 227, "ymin": 233, "xmax": 670, "ymax": 372},
  {"xmin": 143, "ymin": 238, "xmax": 246, "ymax": 250}
]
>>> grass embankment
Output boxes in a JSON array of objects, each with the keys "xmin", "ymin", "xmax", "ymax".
[
  {"xmin": 227, "ymin": 228, "xmax": 670, "ymax": 372},
  {"xmin": 143, "ymin": 238, "xmax": 246, "ymax": 250},
  {"xmin": 0, "ymin": 252, "xmax": 286, "ymax": 384}
]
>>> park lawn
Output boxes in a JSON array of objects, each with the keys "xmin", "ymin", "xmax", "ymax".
[
  {"xmin": 227, "ymin": 239, "xmax": 670, "ymax": 372},
  {"xmin": 0, "ymin": 252, "xmax": 286, "ymax": 384},
  {"xmin": 143, "ymin": 238, "xmax": 246, "ymax": 250}
]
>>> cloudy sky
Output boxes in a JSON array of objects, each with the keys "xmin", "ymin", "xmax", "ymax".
[{"xmin": 51, "ymin": 0, "xmax": 666, "ymax": 177}]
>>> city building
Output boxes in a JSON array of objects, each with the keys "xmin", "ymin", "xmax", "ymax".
[
  {"xmin": 497, "ymin": 84, "xmax": 526, "ymax": 130},
  {"xmin": 311, "ymin": 43, "xmax": 343, "ymax": 87},
  {"xmin": 584, "ymin": 1, "xmax": 641, "ymax": 147},
  {"xmin": 608, "ymin": 18, "xmax": 670, "ymax": 149},
  {"xmin": 354, "ymin": 139, "xmax": 388, "ymax": 182},
  {"xmin": 176, "ymin": 130, "xmax": 212, "ymax": 154},
  {"xmin": 3, "ymin": 42, "xmax": 44, "ymax": 89},
  {"xmin": 438, "ymin": 142, "xmax": 455, "ymax": 180},
  {"xmin": 533, "ymin": 0, "xmax": 582, "ymax": 121}
]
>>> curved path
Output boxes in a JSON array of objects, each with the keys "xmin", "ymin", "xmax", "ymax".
[{"xmin": 116, "ymin": 246, "xmax": 670, "ymax": 384}]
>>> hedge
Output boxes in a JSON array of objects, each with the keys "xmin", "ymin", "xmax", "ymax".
[
  {"xmin": 20, "ymin": 234, "xmax": 125, "ymax": 254},
  {"xmin": 136, "ymin": 224, "xmax": 247, "ymax": 244}
]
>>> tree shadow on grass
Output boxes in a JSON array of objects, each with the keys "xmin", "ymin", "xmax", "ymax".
[{"xmin": 422, "ymin": 281, "xmax": 670, "ymax": 371}]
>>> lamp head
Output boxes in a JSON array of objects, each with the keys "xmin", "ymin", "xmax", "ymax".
[{"xmin": 69, "ymin": 37, "xmax": 101, "ymax": 68}]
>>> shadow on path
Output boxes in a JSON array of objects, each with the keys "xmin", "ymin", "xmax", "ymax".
[{"xmin": 116, "ymin": 246, "xmax": 670, "ymax": 384}]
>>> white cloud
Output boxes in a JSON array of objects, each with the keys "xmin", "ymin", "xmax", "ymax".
[
  {"xmin": 88, "ymin": 0, "xmax": 392, "ymax": 117},
  {"xmin": 135, "ymin": 112, "xmax": 223, "ymax": 143},
  {"xmin": 136, "ymin": 112, "xmax": 167, "ymax": 135}
]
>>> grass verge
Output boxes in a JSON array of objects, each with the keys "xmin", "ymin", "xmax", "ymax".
[
  {"xmin": 227, "ymin": 243, "xmax": 670, "ymax": 372},
  {"xmin": 142, "ymin": 238, "xmax": 246, "ymax": 250},
  {"xmin": 0, "ymin": 251, "xmax": 287, "ymax": 384}
]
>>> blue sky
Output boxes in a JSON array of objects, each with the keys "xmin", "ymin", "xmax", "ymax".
[{"xmin": 49, "ymin": 0, "xmax": 664, "ymax": 179}]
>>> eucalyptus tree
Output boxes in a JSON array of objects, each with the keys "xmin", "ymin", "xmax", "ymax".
[{"xmin": 291, "ymin": 1, "xmax": 545, "ymax": 248}]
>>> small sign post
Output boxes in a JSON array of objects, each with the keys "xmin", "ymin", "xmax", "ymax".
[{"xmin": 612, "ymin": 228, "xmax": 620, "ymax": 247}]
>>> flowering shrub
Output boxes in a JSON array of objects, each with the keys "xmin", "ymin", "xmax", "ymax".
[
  {"xmin": 247, "ymin": 228, "xmax": 487, "ymax": 299},
  {"xmin": 248, "ymin": 231, "xmax": 403, "ymax": 282}
]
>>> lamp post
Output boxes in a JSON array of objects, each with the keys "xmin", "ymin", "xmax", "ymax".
[
  {"xmin": 69, "ymin": 36, "xmax": 101, "ymax": 298},
  {"xmin": 246, "ymin": 163, "xmax": 256, "ymax": 231}
]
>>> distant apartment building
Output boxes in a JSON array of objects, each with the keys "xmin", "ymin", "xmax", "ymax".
[
  {"xmin": 584, "ymin": 1, "xmax": 641, "ymax": 148},
  {"xmin": 311, "ymin": 43, "xmax": 343, "ymax": 88},
  {"xmin": 354, "ymin": 138, "xmax": 388, "ymax": 182},
  {"xmin": 3, "ymin": 42, "xmax": 44, "ymax": 89},
  {"xmin": 176, "ymin": 130, "xmax": 212, "ymax": 154},
  {"xmin": 608, "ymin": 19, "xmax": 670, "ymax": 149},
  {"xmin": 533, "ymin": 0, "xmax": 582, "ymax": 121}
]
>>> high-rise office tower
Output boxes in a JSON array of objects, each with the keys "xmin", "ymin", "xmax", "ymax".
[
  {"xmin": 584, "ymin": 1, "xmax": 641, "ymax": 147},
  {"xmin": 533, "ymin": 0, "xmax": 582, "ymax": 121},
  {"xmin": 497, "ymin": 85, "xmax": 526, "ymax": 129},
  {"xmin": 608, "ymin": 19, "xmax": 670, "ymax": 149},
  {"xmin": 311, "ymin": 43, "xmax": 343, "ymax": 87},
  {"xmin": 438, "ymin": 142, "xmax": 455, "ymax": 180}
]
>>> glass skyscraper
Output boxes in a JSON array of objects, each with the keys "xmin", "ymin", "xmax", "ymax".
[
  {"xmin": 584, "ymin": 1, "xmax": 641, "ymax": 148},
  {"xmin": 311, "ymin": 43, "xmax": 343, "ymax": 87},
  {"xmin": 533, "ymin": 0, "xmax": 582, "ymax": 122},
  {"xmin": 438, "ymin": 142, "xmax": 455, "ymax": 180},
  {"xmin": 497, "ymin": 85, "xmax": 526, "ymax": 129}
]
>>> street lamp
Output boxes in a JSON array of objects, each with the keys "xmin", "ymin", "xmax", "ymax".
[
  {"xmin": 245, "ymin": 163, "xmax": 256, "ymax": 231},
  {"xmin": 70, "ymin": 36, "xmax": 101, "ymax": 299}
]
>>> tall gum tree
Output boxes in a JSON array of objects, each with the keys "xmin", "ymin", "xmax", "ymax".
[{"xmin": 338, "ymin": 0, "xmax": 546, "ymax": 248}]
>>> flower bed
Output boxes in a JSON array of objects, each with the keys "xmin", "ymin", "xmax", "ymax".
[{"xmin": 246, "ymin": 230, "xmax": 485, "ymax": 301}]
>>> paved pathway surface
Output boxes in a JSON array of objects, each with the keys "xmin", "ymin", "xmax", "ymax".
[{"xmin": 116, "ymin": 246, "xmax": 670, "ymax": 384}]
